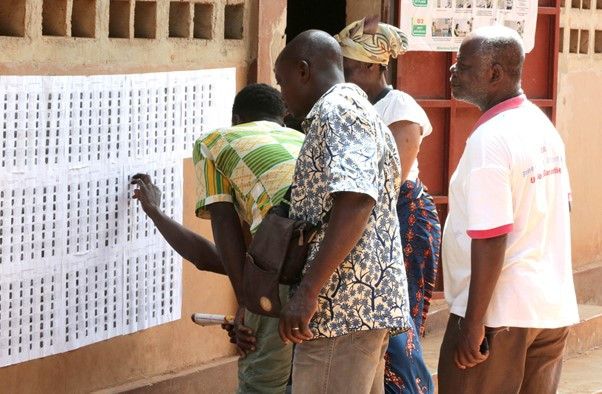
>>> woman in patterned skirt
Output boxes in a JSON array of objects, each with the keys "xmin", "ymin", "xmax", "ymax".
[{"xmin": 335, "ymin": 16, "xmax": 442, "ymax": 394}]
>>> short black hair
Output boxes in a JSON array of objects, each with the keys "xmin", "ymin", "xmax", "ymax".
[{"xmin": 232, "ymin": 83, "xmax": 286, "ymax": 121}]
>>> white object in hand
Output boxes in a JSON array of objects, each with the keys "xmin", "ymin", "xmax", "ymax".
[{"xmin": 191, "ymin": 313, "xmax": 235, "ymax": 326}]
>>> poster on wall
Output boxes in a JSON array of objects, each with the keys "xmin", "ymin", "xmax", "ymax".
[
  {"xmin": 399, "ymin": 0, "xmax": 537, "ymax": 52},
  {"xmin": 0, "ymin": 68, "xmax": 236, "ymax": 367}
]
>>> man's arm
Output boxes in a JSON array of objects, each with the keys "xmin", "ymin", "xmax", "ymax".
[
  {"xmin": 206, "ymin": 202, "xmax": 247, "ymax": 304},
  {"xmin": 278, "ymin": 191, "xmax": 375, "ymax": 344},
  {"xmin": 132, "ymin": 174, "xmax": 256, "ymax": 354},
  {"xmin": 207, "ymin": 202, "xmax": 257, "ymax": 355},
  {"xmin": 131, "ymin": 174, "xmax": 225, "ymax": 275},
  {"xmin": 454, "ymin": 234, "xmax": 507, "ymax": 369}
]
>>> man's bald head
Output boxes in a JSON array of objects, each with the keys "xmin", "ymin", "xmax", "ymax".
[
  {"xmin": 274, "ymin": 30, "xmax": 346, "ymax": 117},
  {"xmin": 276, "ymin": 30, "xmax": 344, "ymax": 74},
  {"xmin": 467, "ymin": 26, "xmax": 525, "ymax": 82}
]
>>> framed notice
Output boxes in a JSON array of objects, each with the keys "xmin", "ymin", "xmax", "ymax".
[{"xmin": 399, "ymin": 0, "xmax": 537, "ymax": 52}]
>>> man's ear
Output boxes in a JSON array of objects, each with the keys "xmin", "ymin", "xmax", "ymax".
[
  {"xmin": 299, "ymin": 60, "xmax": 310, "ymax": 83},
  {"xmin": 491, "ymin": 63, "xmax": 504, "ymax": 83},
  {"xmin": 365, "ymin": 62, "xmax": 378, "ymax": 73}
]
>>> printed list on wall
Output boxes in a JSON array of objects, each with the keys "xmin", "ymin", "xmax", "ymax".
[
  {"xmin": 0, "ymin": 68, "xmax": 236, "ymax": 367},
  {"xmin": 400, "ymin": 0, "xmax": 537, "ymax": 52}
]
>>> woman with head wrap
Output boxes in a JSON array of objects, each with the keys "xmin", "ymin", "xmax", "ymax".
[{"xmin": 335, "ymin": 17, "xmax": 441, "ymax": 394}]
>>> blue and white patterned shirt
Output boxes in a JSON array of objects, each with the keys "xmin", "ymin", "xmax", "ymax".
[{"xmin": 291, "ymin": 83, "xmax": 411, "ymax": 338}]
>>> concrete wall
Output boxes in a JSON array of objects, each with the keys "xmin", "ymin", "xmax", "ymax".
[
  {"xmin": 557, "ymin": 1, "xmax": 602, "ymax": 268},
  {"xmin": 0, "ymin": 0, "xmax": 290, "ymax": 392},
  {"xmin": 254, "ymin": 0, "xmax": 287, "ymax": 86},
  {"xmin": 0, "ymin": 0, "xmax": 255, "ymax": 77}
]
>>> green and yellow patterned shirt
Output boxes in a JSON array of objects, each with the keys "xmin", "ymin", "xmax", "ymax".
[{"xmin": 193, "ymin": 120, "xmax": 304, "ymax": 234}]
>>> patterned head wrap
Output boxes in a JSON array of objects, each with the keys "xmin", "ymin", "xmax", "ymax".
[{"xmin": 334, "ymin": 18, "xmax": 409, "ymax": 65}]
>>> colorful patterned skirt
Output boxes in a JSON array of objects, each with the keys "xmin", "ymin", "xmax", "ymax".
[{"xmin": 385, "ymin": 179, "xmax": 442, "ymax": 394}]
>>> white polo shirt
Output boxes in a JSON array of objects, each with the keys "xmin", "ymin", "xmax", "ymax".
[{"xmin": 442, "ymin": 95, "xmax": 579, "ymax": 328}]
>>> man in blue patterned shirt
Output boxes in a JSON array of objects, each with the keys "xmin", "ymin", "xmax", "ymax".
[{"xmin": 274, "ymin": 30, "xmax": 411, "ymax": 393}]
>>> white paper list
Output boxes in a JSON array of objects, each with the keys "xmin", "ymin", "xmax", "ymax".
[{"xmin": 0, "ymin": 68, "xmax": 236, "ymax": 367}]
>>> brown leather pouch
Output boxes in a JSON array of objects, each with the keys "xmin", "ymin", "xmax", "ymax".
[{"xmin": 243, "ymin": 204, "xmax": 319, "ymax": 317}]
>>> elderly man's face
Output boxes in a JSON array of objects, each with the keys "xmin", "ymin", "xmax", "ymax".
[{"xmin": 449, "ymin": 37, "xmax": 491, "ymax": 107}]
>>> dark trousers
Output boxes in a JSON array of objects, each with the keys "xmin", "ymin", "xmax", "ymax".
[{"xmin": 438, "ymin": 314, "xmax": 569, "ymax": 394}]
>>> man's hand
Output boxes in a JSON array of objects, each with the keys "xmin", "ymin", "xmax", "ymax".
[
  {"xmin": 455, "ymin": 234, "xmax": 506, "ymax": 369},
  {"xmin": 222, "ymin": 305, "xmax": 256, "ymax": 358},
  {"xmin": 131, "ymin": 173, "xmax": 162, "ymax": 217},
  {"xmin": 454, "ymin": 320, "xmax": 488, "ymax": 369},
  {"xmin": 278, "ymin": 285, "xmax": 317, "ymax": 344},
  {"xmin": 276, "ymin": 192, "xmax": 374, "ymax": 345}
]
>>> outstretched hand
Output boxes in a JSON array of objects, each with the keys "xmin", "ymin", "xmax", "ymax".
[{"xmin": 131, "ymin": 173, "xmax": 162, "ymax": 217}]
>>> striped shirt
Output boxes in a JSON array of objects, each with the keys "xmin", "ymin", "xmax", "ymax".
[{"xmin": 193, "ymin": 120, "xmax": 304, "ymax": 234}]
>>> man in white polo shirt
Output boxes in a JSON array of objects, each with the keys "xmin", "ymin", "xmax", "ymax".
[{"xmin": 438, "ymin": 26, "xmax": 579, "ymax": 393}]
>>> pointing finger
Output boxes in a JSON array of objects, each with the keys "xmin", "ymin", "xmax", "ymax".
[
  {"xmin": 131, "ymin": 173, "xmax": 152, "ymax": 185},
  {"xmin": 130, "ymin": 178, "xmax": 146, "ymax": 190}
]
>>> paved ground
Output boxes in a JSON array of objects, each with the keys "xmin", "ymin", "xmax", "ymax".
[
  {"xmin": 420, "ymin": 302, "xmax": 602, "ymax": 394},
  {"xmin": 559, "ymin": 347, "xmax": 602, "ymax": 394}
]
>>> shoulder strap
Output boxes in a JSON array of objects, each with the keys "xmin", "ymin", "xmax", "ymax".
[{"xmin": 282, "ymin": 187, "xmax": 292, "ymax": 206}]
